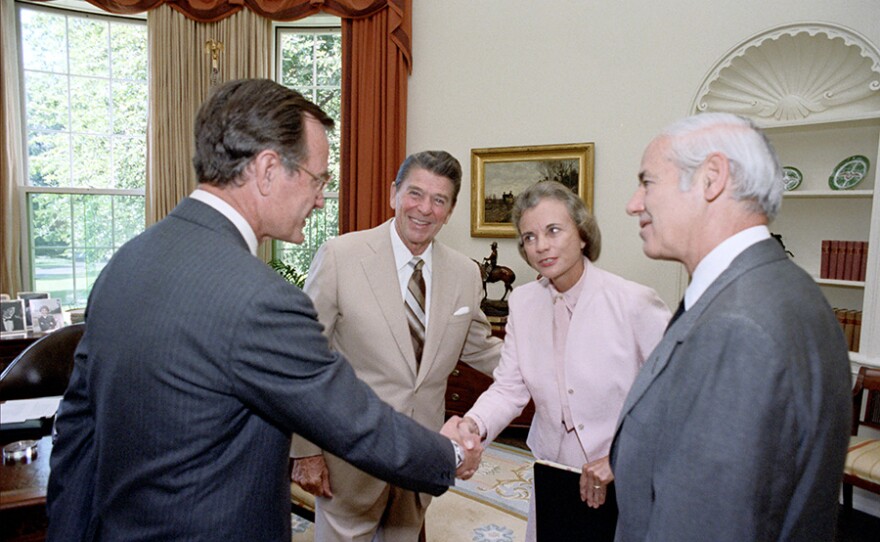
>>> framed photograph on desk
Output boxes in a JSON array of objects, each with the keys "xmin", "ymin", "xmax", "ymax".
[{"xmin": 1, "ymin": 300, "xmax": 27, "ymax": 336}]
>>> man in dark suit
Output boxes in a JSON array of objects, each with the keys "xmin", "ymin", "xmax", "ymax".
[
  {"xmin": 611, "ymin": 112, "xmax": 851, "ymax": 541},
  {"xmin": 46, "ymin": 79, "xmax": 479, "ymax": 542}
]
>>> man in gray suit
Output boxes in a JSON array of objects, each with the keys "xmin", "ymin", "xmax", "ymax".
[
  {"xmin": 46, "ymin": 79, "xmax": 478, "ymax": 542},
  {"xmin": 610, "ymin": 112, "xmax": 851, "ymax": 541}
]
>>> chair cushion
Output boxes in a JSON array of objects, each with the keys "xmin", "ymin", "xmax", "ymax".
[{"xmin": 845, "ymin": 436, "xmax": 880, "ymax": 484}]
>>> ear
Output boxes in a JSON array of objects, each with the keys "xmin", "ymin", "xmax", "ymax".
[
  {"xmin": 701, "ymin": 152, "xmax": 729, "ymax": 202},
  {"xmin": 252, "ymin": 149, "xmax": 281, "ymax": 197},
  {"xmin": 389, "ymin": 182, "xmax": 398, "ymax": 209}
]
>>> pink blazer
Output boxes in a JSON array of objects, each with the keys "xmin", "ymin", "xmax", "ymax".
[{"xmin": 467, "ymin": 260, "xmax": 670, "ymax": 463}]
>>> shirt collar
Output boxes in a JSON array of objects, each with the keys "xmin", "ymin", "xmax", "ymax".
[
  {"xmin": 390, "ymin": 218, "xmax": 433, "ymax": 272},
  {"xmin": 549, "ymin": 256, "xmax": 589, "ymax": 312},
  {"xmin": 190, "ymin": 188, "xmax": 259, "ymax": 256},
  {"xmin": 685, "ymin": 225, "xmax": 770, "ymax": 309}
]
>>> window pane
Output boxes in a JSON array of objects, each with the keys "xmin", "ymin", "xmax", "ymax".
[
  {"xmin": 25, "ymin": 72, "xmax": 68, "ymax": 131},
  {"xmin": 275, "ymin": 26, "xmax": 341, "ymax": 277},
  {"xmin": 279, "ymin": 34, "xmax": 314, "ymax": 88},
  {"xmin": 27, "ymin": 131, "xmax": 70, "ymax": 187},
  {"xmin": 20, "ymin": 5, "xmax": 147, "ymax": 308},
  {"xmin": 69, "ymin": 17, "xmax": 109, "ymax": 77},
  {"xmin": 115, "ymin": 135, "xmax": 147, "ymax": 189},
  {"xmin": 19, "ymin": 9, "xmax": 66, "ymax": 73},
  {"xmin": 113, "ymin": 80, "xmax": 148, "ymax": 135},
  {"xmin": 71, "ymin": 76, "xmax": 110, "ymax": 133},
  {"xmin": 111, "ymin": 22, "xmax": 148, "ymax": 80},
  {"xmin": 72, "ymin": 134, "xmax": 111, "ymax": 188},
  {"xmin": 29, "ymin": 193, "xmax": 144, "ymax": 308},
  {"xmin": 315, "ymin": 35, "xmax": 341, "ymax": 86}
]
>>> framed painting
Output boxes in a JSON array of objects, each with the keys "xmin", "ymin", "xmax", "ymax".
[{"xmin": 470, "ymin": 143, "xmax": 594, "ymax": 237}]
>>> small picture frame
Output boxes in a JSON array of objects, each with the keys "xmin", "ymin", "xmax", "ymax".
[
  {"xmin": 1, "ymin": 299, "xmax": 27, "ymax": 336},
  {"xmin": 17, "ymin": 291, "xmax": 49, "ymax": 328},
  {"xmin": 471, "ymin": 143, "xmax": 594, "ymax": 237},
  {"xmin": 28, "ymin": 298, "xmax": 65, "ymax": 333}
]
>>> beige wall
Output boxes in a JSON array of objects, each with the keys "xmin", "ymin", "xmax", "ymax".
[{"xmin": 407, "ymin": 0, "xmax": 880, "ymax": 308}]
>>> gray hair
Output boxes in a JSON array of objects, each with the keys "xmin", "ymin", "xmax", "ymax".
[
  {"xmin": 192, "ymin": 79, "xmax": 334, "ymax": 187},
  {"xmin": 511, "ymin": 180, "xmax": 601, "ymax": 262},
  {"xmin": 660, "ymin": 112, "xmax": 783, "ymax": 220}
]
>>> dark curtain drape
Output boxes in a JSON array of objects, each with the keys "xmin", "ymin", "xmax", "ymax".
[{"xmin": 83, "ymin": 0, "xmax": 412, "ymax": 232}]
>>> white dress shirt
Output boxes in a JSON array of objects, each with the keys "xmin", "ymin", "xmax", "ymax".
[
  {"xmin": 685, "ymin": 225, "xmax": 770, "ymax": 310},
  {"xmin": 190, "ymin": 188, "xmax": 258, "ymax": 256}
]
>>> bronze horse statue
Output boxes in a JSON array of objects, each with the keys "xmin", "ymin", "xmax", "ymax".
[{"xmin": 475, "ymin": 242, "xmax": 516, "ymax": 301}]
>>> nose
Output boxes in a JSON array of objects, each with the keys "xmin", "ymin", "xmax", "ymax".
[
  {"xmin": 534, "ymin": 233, "xmax": 549, "ymax": 252},
  {"xmin": 626, "ymin": 187, "xmax": 644, "ymax": 216},
  {"xmin": 416, "ymin": 195, "xmax": 432, "ymax": 214},
  {"xmin": 314, "ymin": 191, "xmax": 326, "ymax": 209}
]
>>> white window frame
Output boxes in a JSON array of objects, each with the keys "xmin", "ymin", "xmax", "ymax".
[{"xmin": 16, "ymin": 0, "xmax": 147, "ymax": 304}]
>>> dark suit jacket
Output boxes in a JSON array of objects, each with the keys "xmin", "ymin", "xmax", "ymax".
[
  {"xmin": 611, "ymin": 239, "xmax": 851, "ymax": 541},
  {"xmin": 46, "ymin": 198, "xmax": 455, "ymax": 542}
]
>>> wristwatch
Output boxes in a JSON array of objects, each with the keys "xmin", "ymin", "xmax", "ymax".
[{"xmin": 450, "ymin": 440, "xmax": 464, "ymax": 468}]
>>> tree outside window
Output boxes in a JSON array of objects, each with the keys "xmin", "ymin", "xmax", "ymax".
[
  {"xmin": 19, "ymin": 4, "xmax": 147, "ymax": 308},
  {"xmin": 273, "ymin": 26, "xmax": 341, "ymax": 281}
]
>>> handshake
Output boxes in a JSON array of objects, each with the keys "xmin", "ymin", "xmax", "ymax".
[
  {"xmin": 440, "ymin": 415, "xmax": 483, "ymax": 480},
  {"xmin": 293, "ymin": 415, "xmax": 485, "ymax": 498}
]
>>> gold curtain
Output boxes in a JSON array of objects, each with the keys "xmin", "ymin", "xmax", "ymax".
[
  {"xmin": 146, "ymin": 5, "xmax": 271, "ymax": 225},
  {"xmin": 0, "ymin": 0, "xmax": 25, "ymax": 296}
]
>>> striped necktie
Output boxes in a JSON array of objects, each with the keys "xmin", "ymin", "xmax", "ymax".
[{"xmin": 405, "ymin": 258, "xmax": 427, "ymax": 366}]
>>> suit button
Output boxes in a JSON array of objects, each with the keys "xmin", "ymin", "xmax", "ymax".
[{"xmin": 451, "ymin": 393, "xmax": 460, "ymax": 402}]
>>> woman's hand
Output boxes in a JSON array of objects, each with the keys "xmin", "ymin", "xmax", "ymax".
[{"xmin": 579, "ymin": 455, "xmax": 614, "ymax": 508}]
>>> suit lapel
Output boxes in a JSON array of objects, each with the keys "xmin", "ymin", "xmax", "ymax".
[
  {"xmin": 614, "ymin": 239, "xmax": 786, "ymax": 433},
  {"xmin": 361, "ymin": 224, "xmax": 418, "ymax": 374},
  {"xmin": 417, "ymin": 243, "xmax": 457, "ymax": 385}
]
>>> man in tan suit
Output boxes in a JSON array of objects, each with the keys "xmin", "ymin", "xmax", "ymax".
[{"xmin": 291, "ymin": 150, "xmax": 502, "ymax": 541}]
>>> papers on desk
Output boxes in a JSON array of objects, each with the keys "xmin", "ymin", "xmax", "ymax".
[{"xmin": 0, "ymin": 397, "xmax": 61, "ymax": 424}]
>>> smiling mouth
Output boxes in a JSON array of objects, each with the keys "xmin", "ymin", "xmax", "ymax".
[
  {"xmin": 538, "ymin": 257, "xmax": 556, "ymax": 266},
  {"xmin": 410, "ymin": 217, "xmax": 432, "ymax": 227}
]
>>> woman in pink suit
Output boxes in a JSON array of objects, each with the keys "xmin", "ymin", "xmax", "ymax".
[{"xmin": 464, "ymin": 181, "xmax": 670, "ymax": 541}]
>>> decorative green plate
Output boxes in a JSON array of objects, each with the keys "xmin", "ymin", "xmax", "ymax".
[
  {"xmin": 782, "ymin": 166, "xmax": 802, "ymax": 191},
  {"xmin": 828, "ymin": 155, "xmax": 870, "ymax": 190}
]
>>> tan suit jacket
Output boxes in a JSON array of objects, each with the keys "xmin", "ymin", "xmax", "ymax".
[{"xmin": 292, "ymin": 220, "xmax": 501, "ymax": 512}]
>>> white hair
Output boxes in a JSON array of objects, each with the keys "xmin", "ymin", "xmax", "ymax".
[{"xmin": 661, "ymin": 112, "xmax": 783, "ymax": 220}]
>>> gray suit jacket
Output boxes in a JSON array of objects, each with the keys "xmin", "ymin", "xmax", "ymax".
[
  {"xmin": 610, "ymin": 238, "xmax": 851, "ymax": 541},
  {"xmin": 46, "ymin": 198, "xmax": 456, "ymax": 542}
]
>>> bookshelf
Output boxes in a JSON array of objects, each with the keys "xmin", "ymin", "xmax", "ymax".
[{"xmin": 691, "ymin": 23, "xmax": 880, "ymax": 370}]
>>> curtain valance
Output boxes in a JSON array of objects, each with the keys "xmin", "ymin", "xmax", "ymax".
[{"xmin": 82, "ymin": 0, "xmax": 411, "ymax": 70}]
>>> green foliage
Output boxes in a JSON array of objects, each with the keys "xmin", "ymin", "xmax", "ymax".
[
  {"xmin": 275, "ymin": 28, "xmax": 342, "ymax": 270},
  {"xmin": 269, "ymin": 259, "xmax": 308, "ymax": 289},
  {"xmin": 20, "ymin": 6, "xmax": 148, "ymax": 308}
]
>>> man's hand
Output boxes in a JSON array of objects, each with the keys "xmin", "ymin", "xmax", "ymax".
[
  {"xmin": 441, "ymin": 415, "xmax": 483, "ymax": 480},
  {"xmin": 579, "ymin": 455, "xmax": 614, "ymax": 508},
  {"xmin": 291, "ymin": 454, "xmax": 332, "ymax": 498}
]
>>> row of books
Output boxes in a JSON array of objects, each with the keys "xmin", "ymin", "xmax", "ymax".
[
  {"xmin": 819, "ymin": 240, "xmax": 868, "ymax": 281},
  {"xmin": 833, "ymin": 308, "xmax": 862, "ymax": 353}
]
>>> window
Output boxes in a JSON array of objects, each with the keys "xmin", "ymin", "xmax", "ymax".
[
  {"xmin": 274, "ymin": 24, "xmax": 342, "ymax": 278},
  {"xmin": 18, "ymin": 3, "xmax": 148, "ymax": 308}
]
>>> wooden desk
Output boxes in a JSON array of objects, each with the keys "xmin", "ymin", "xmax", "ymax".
[{"xmin": 1, "ymin": 436, "xmax": 52, "ymax": 510}]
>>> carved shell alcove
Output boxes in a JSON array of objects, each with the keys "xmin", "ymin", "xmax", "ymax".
[{"xmin": 692, "ymin": 23, "xmax": 880, "ymax": 123}]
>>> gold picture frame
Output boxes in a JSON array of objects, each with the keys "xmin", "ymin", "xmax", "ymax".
[{"xmin": 470, "ymin": 143, "xmax": 594, "ymax": 238}]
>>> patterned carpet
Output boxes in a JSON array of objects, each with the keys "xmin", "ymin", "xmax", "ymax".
[{"xmin": 290, "ymin": 443, "xmax": 534, "ymax": 541}]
